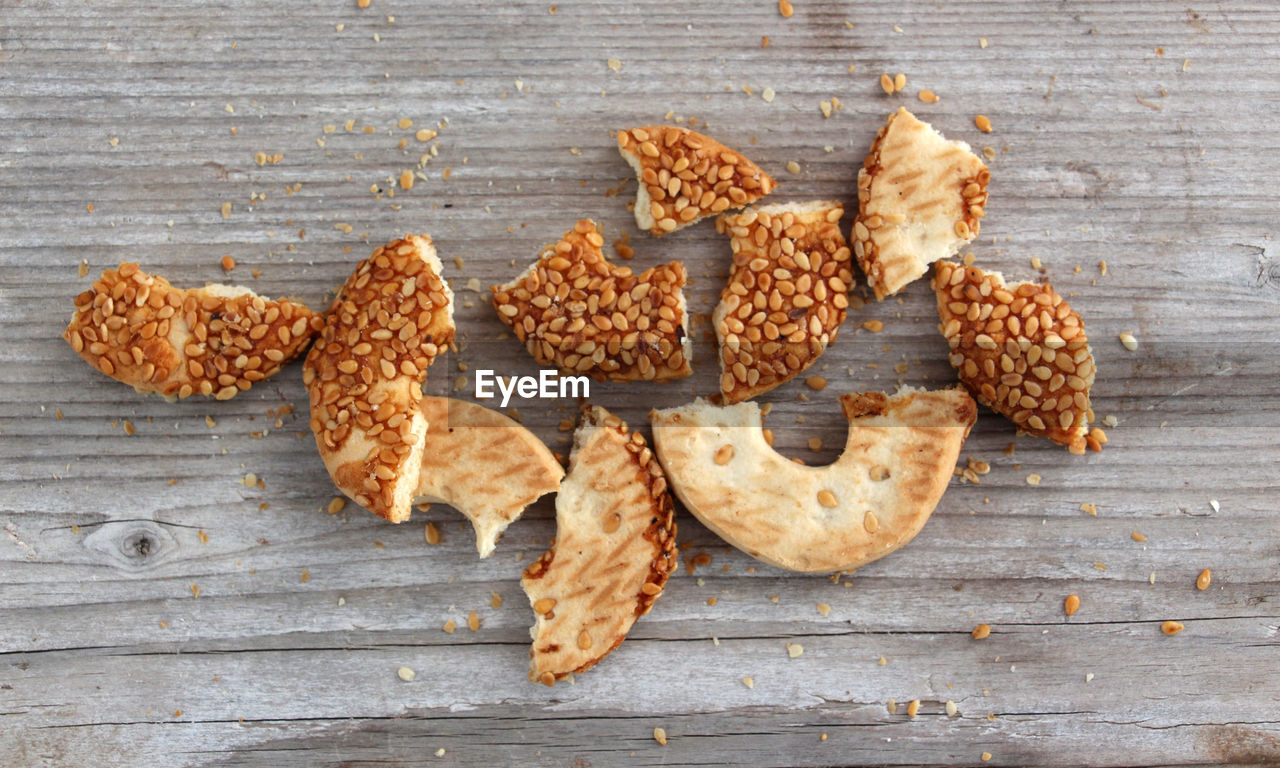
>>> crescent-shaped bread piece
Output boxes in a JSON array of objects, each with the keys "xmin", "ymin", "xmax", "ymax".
[
  {"xmin": 522, "ymin": 405, "xmax": 678, "ymax": 686},
  {"xmin": 64, "ymin": 263, "xmax": 323, "ymax": 400},
  {"xmin": 853, "ymin": 108, "xmax": 989, "ymax": 300},
  {"xmin": 650, "ymin": 388, "xmax": 976, "ymax": 573},
  {"xmin": 617, "ymin": 126, "xmax": 777, "ymax": 236},
  {"xmin": 713, "ymin": 201, "xmax": 854, "ymax": 403},
  {"xmin": 304, "ymin": 235, "xmax": 455, "ymax": 524},
  {"xmin": 491, "ymin": 219, "xmax": 692, "ymax": 382},
  {"xmin": 933, "ymin": 261, "xmax": 1099, "ymax": 453},
  {"xmin": 413, "ymin": 396, "xmax": 564, "ymax": 558}
]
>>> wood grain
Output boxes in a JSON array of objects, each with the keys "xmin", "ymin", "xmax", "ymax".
[{"xmin": 2, "ymin": 1, "xmax": 1278, "ymax": 766}]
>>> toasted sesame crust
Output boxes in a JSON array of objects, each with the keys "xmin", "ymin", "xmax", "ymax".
[
  {"xmin": 651, "ymin": 387, "xmax": 976, "ymax": 573},
  {"xmin": 522, "ymin": 405, "xmax": 678, "ymax": 686},
  {"xmin": 491, "ymin": 220, "xmax": 692, "ymax": 383},
  {"xmin": 413, "ymin": 397, "xmax": 564, "ymax": 558},
  {"xmin": 854, "ymin": 108, "xmax": 989, "ymax": 300},
  {"xmin": 618, "ymin": 126, "xmax": 777, "ymax": 236},
  {"xmin": 714, "ymin": 201, "xmax": 854, "ymax": 403},
  {"xmin": 932, "ymin": 261, "xmax": 1096, "ymax": 452},
  {"xmin": 304, "ymin": 235, "xmax": 455, "ymax": 523},
  {"xmin": 63, "ymin": 263, "xmax": 322, "ymax": 400}
]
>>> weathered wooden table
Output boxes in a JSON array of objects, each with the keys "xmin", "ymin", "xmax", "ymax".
[{"xmin": 2, "ymin": 1, "xmax": 1278, "ymax": 766}]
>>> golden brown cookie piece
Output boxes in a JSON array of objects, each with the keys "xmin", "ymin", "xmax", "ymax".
[
  {"xmin": 64, "ymin": 263, "xmax": 322, "ymax": 400},
  {"xmin": 304, "ymin": 235, "xmax": 455, "ymax": 523},
  {"xmin": 491, "ymin": 219, "xmax": 692, "ymax": 383},
  {"xmin": 854, "ymin": 108, "xmax": 989, "ymax": 299},
  {"xmin": 651, "ymin": 388, "xmax": 976, "ymax": 573},
  {"xmin": 714, "ymin": 201, "xmax": 854, "ymax": 403},
  {"xmin": 933, "ymin": 260, "xmax": 1099, "ymax": 453},
  {"xmin": 414, "ymin": 397, "xmax": 564, "ymax": 558},
  {"xmin": 522, "ymin": 405, "xmax": 678, "ymax": 686},
  {"xmin": 618, "ymin": 126, "xmax": 777, "ymax": 236}
]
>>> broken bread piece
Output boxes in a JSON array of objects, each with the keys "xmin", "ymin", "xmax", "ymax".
[
  {"xmin": 523, "ymin": 405, "xmax": 678, "ymax": 686},
  {"xmin": 853, "ymin": 107, "xmax": 989, "ymax": 299},
  {"xmin": 491, "ymin": 219, "xmax": 692, "ymax": 383},
  {"xmin": 714, "ymin": 201, "xmax": 854, "ymax": 403},
  {"xmin": 651, "ymin": 388, "xmax": 976, "ymax": 573},
  {"xmin": 304, "ymin": 235, "xmax": 455, "ymax": 524},
  {"xmin": 933, "ymin": 260, "xmax": 1099, "ymax": 453},
  {"xmin": 618, "ymin": 126, "xmax": 777, "ymax": 236},
  {"xmin": 414, "ymin": 397, "xmax": 564, "ymax": 558},
  {"xmin": 64, "ymin": 263, "xmax": 323, "ymax": 400}
]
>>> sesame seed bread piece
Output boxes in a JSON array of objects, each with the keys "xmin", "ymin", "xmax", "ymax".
[
  {"xmin": 713, "ymin": 201, "xmax": 854, "ymax": 403},
  {"xmin": 64, "ymin": 263, "xmax": 323, "ymax": 400},
  {"xmin": 650, "ymin": 387, "xmax": 976, "ymax": 573},
  {"xmin": 854, "ymin": 108, "xmax": 989, "ymax": 300},
  {"xmin": 491, "ymin": 219, "xmax": 692, "ymax": 383},
  {"xmin": 413, "ymin": 396, "xmax": 564, "ymax": 558},
  {"xmin": 522, "ymin": 405, "xmax": 678, "ymax": 686},
  {"xmin": 933, "ymin": 261, "xmax": 1099, "ymax": 453},
  {"xmin": 304, "ymin": 235, "xmax": 455, "ymax": 524},
  {"xmin": 617, "ymin": 126, "xmax": 777, "ymax": 236}
]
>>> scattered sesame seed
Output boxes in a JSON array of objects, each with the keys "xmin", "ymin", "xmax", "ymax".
[
  {"xmin": 887, "ymin": 699, "xmax": 897, "ymax": 714},
  {"xmin": 879, "ymin": 73, "xmax": 894, "ymax": 94},
  {"xmin": 435, "ymin": 748, "xmax": 445, "ymax": 757},
  {"xmin": 1119, "ymin": 332, "xmax": 1138, "ymax": 351},
  {"xmin": 1064, "ymin": 594, "xmax": 1080, "ymax": 616},
  {"xmin": 907, "ymin": 699, "xmax": 920, "ymax": 718},
  {"xmin": 1209, "ymin": 499, "xmax": 1220, "ymax": 512},
  {"xmin": 974, "ymin": 114, "xmax": 993, "ymax": 133},
  {"xmin": 742, "ymin": 677, "xmax": 754, "ymax": 688},
  {"xmin": 1196, "ymin": 569, "xmax": 1211, "ymax": 591},
  {"xmin": 220, "ymin": 202, "xmax": 232, "ymax": 219},
  {"xmin": 785, "ymin": 160, "xmax": 801, "ymax": 174},
  {"xmin": 878, "ymin": 656, "xmax": 887, "ymax": 664},
  {"xmin": 816, "ymin": 603, "xmax": 831, "ymax": 616},
  {"xmin": 425, "ymin": 522, "xmax": 441, "ymax": 545},
  {"xmin": 1026, "ymin": 474, "xmax": 1041, "ymax": 486},
  {"xmin": 467, "ymin": 610, "xmax": 480, "ymax": 631},
  {"xmin": 653, "ymin": 727, "xmax": 668, "ymax": 746},
  {"xmin": 397, "ymin": 666, "xmax": 415, "ymax": 681},
  {"xmin": 945, "ymin": 700, "xmax": 958, "ymax": 716},
  {"xmin": 893, "ymin": 73, "xmax": 906, "ymax": 91},
  {"xmin": 400, "ymin": 170, "xmax": 414, "ymax": 191},
  {"xmin": 326, "ymin": 497, "xmax": 346, "ymax": 515},
  {"xmin": 982, "ymin": 752, "xmax": 992, "ymax": 762},
  {"xmin": 762, "ymin": 87, "xmax": 776, "ymax": 102},
  {"xmin": 917, "ymin": 89, "xmax": 939, "ymax": 103},
  {"xmin": 190, "ymin": 583, "xmax": 200, "ymax": 598},
  {"xmin": 778, "ymin": 0, "xmax": 794, "ymax": 18},
  {"xmin": 861, "ymin": 320, "xmax": 884, "ymax": 333},
  {"xmin": 1131, "ymin": 530, "xmax": 1147, "ymax": 542},
  {"xmin": 220, "ymin": 255, "xmax": 236, "ymax": 271},
  {"xmin": 786, "ymin": 642, "xmax": 804, "ymax": 658},
  {"xmin": 1161, "ymin": 620, "xmax": 1184, "ymax": 635},
  {"xmin": 607, "ymin": 57, "xmax": 622, "ymax": 72},
  {"xmin": 979, "ymin": 37, "xmax": 989, "ymax": 48},
  {"xmin": 805, "ymin": 375, "xmax": 827, "ymax": 391},
  {"xmin": 972, "ymin": 623, "xmax": 991, "ymax": 640}
]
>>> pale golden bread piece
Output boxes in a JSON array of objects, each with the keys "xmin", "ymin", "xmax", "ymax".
[
  {"xmin": 650, "ymin": 388, "xmax": 976, "ymax": 573},
  {"xmin": 714, "ymin": 201, "xmax": 854, "ymax": 403},
  {"xmin": 304, "ymin": 235, "xmax": 455, "ymax": 524},
  {"xmin": 491, "ymin": 219, "xmax": 692, "ymax": 383},
  {"xmin": 853, "ymin": 108, "xmax": 989, "ymax": 299},
  {"xmin": 933, "ymin": 261, "xmax": 1101, "ymax": 453},
  {"xmin": 414, "ymin": 397, "xmax": 564, "ymax": 557},
  {"xmin": 64, "ymin": 263, "xmax": 322, "ymax": 400},
  {"xmin": 617, "ymin": 126, "xmax": 777, "ymax": 236},
  {"xmin": 522, "ymin": 406, "xmax": 678, "ymax": 686}
]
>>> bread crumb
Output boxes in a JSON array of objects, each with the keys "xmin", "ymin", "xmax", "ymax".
[
  {"xmin": 220, "ymin": 202, "xmax": 232, "ymax": 219},
  {"xmin": 443, "ymin": 619, "xmax": 457, "ymax": 633},
  {"xmin": 1025, "ymin": 473, "xmax": 1041, "ymax": 486},
  {"xmin": 816, "ymin": 603, "xmax": 831, "ymax": 616},
  {"xmin": 907, "ymin": 699, "xmax": 920, "ymax": 717},
  {"xmin": 979, "ymin": 37, "xmax": 988, "ymax": 48},
  {"xmin": 653, "ymin": 727, "xmax": 668, "ymax": 745},
  {"xmin": 742, "ymin": 677, "xmax": 755, "ymax": 688},
  {"xmin": 982, "ymin": 752, "xmax": 992, "ymax": 762},
  {"xmin": 467, "ymin": 610, "xmax": 480, "ymax": 631},
  {"xmin": 945, "ymin": 700, "xmax": 958, "ymax": 716},
  {"xmin": 1080, "ymin": 502, "xmax": 1098, "ymax": 516},
  {"xmin": 607, "ymin": 58, "xmax": 622, "ymax": 72},
  {"xmin": 190, "ymin": 583, "xmax": 200, "ymax": 598},
  {"xmin": 786, "ymin": 643, "xmax": 803, "ymax": 658},
  {"xmin": 762, "ymin": 87, "xmax": 776, "ymax": 103}
]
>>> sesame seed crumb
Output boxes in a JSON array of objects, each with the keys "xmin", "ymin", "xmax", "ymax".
[
  {"xmin": 653, "ymin": 727, "xmax": 668, "ymax": 746},
  {"xmin": 878, "ymin": 656, "xmax": 887, "ymax": 664},
  {"xmin": 435, "ymin": 748, "xmax": 445, "ymax": 757},
  {"xmin": 1209, "ymin": 499, "xmax": 1220, "ymax": 512},
  {"xmin": 946, "ymin": 700, "xmax": 958, "ymax": 716},
  {"xmin": 397, "ymin": 666, "xmax": 415, "ymax": 682},
  {"xmin": 786, "ymin": 642, "xmax": 803, "ymax": 658},
  {"xmin": 982, "ymin": 752, "xmax": 992, "ymax": 762},
  {"xmin": 467, "ymin": 610, "xmax": 480, "ymax": 631},
  {"xmin": 979, "ymin": 37, "xmax": 988, "ymax": 48},
  {"xmin": 742, "ymin": 677, "xmax": 755, "ymax": 688},
  {"xmin": 1080, "ymin": 502, "xmax": 1097, "ymax": 516},
  {"xmin": 762, "ymin": 87, "xmax": 776, "ymax": 103},
  {"xmin": 607, "ymin": 58, "xmax": 622, "ymax": 72},
  {"xmin": 443, "ymin": 619, "xmax": 456, "ymax": 633},
  {"xmin": 1026, "ymin": 473, "xmax": 1041, "ymax": 486},
  {"xmin": 220, "ymin": 202, "xmax": 232, "ymax": 219},
  {"xmin": 816, "ymin": 602, "xmax": 831, "ymax": 616},
  {"xmin": 907, "ymin": 699, "xmax": 919, "ymax": 717}
]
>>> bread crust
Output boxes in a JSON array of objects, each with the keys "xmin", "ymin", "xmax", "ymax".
[
  {"xmin": 491, "ymin": 220, "xmax": 692, "ymax": 383},
  {"xmin": 64, "ymin": 263, "xmax": 322, "ymax": 400},
  {"xmin": 618, "ymin": 126, "xmax": 777, "ymax": 236},
  {"xmin": 932, "ymin": 260, "xmax": 1096, "ymax": 452},
  {"xmin": 651, "ymin": 388, "xmax": 976, "ymax": 573},
  {"xmin": 304, "ymin": 235, "xmax": 455, "ymax": 523},
  {"xmin": 414, "ymin": 397, "xmax": 563, "ymax": 558},
  {"xmin": 713, "ymin": 201, "xmax": 854, "ymax": 403},
  {"xmin": 522, "ymin": 406, "xmax": 678, "ymax": 686},
  {"xmin": 853, "ymin": 108, "xmax": 989, "ymax": 300}
]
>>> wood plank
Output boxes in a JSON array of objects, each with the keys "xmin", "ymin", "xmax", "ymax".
[{"xmin": 2, "ymin": 0, "xmax": 1279, "ymax": 765}]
